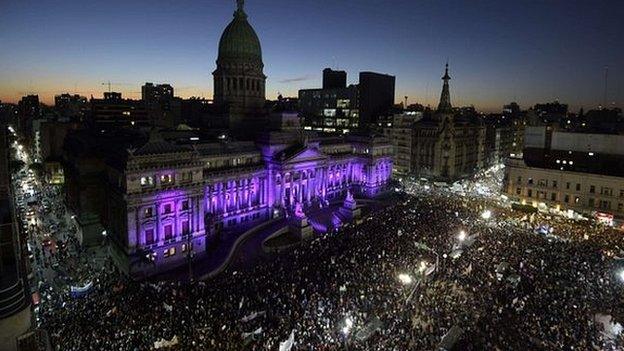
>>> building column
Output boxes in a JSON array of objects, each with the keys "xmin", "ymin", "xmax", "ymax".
[{"xmin": 156, "ymin": 202, "xmax": 162, "ymax": 244}]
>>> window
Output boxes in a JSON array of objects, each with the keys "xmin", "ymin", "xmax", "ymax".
[
  {"xmin": 145, "ymin": 229, "xmax": 155, "ymax": 245},
  {"xmin": 601, "ymin": 187, "xmax": 613, "ymax": 196},
  {"xmin": 163, "ymin": 204, "xmax": 172, "ymax": 214},
  {"xmin": 527, "ymin": 189, "xmax": 533, "ymax": 197},
  {"xmin": 164, "ymin": 224, "xmax": 173, "ymax": 240},
  {"xmin": 551, "ymin": 193, "xmax": 556, "ymax": 201},
  {"xmin": 160, "ymin": 174, "xmax": 173, "ymax": 185},
  {"xmin": 600, "ymin": 200, "xmax": 611, "ymax": 210},
  {"xmin": 181, "ymin": 200, "xmax": 189, "ymax": 211},
  {"xmin": 552, "ymin": 181, "xmax": 557, "ymax": 189},
  {"xmin": 576, "ymin": 183, "xmax": 581, "ymax": 191},
  {"xmin": 181, "ymin": 171, "xmax": 193, "ymax": 182},
  {"xmin": 590, "ymin": 185, "xmax": 595, "ymax": 194},
  {"xmin": 619, "ymin": 203, "xmax": 623, "ymax": 212},
  {"xmin": 566, "ymin": 182, "xmax": 570, "ymax": 190},
  {"xmin": 528, "ymin": 178, "xmax": 533, "ymax": 185},
  {"xmin": 144, "ymin": 207, "xmax": 153, "ymax": 218},
  {"xmin": 181, "ymin": 220, "xmax": 190, "ymax": 235},
  {"xmin": 538, "ymin": 179, "xmax": 548, "ymax": 187},
  {"xmin": 163, "ymin": 247, "xmax": 176, "ymax": 258},
  {"xmin": 620, "ymin": 190, "xmax": 624, "ymax": 198},
  {"xmin": 588, "ymin": 198, "xmax": 595, "ymax": 207},
  {"xmin": 182, "ymin": 243, "xmax": 193, "ymax": 252},
  {"xmin": 564, "ymin": 194, "xmax": 570, "ymax": 203},
  {"xmin": 516, "ymin": 187, "xmax": 521, "ymax": 195},
  {"xmin": 141, "ymin": 176, "xmax": 154, "ymax": 187}
]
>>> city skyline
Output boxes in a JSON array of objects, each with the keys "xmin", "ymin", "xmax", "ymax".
[{"xmin": 1, "ymin": 0, "xmax": 622, "ymax": 112}]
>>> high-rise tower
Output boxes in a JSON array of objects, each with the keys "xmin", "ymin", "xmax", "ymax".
[{"xmin": 213, "ymin": 0, "xmax": 266, "ymax": 128}]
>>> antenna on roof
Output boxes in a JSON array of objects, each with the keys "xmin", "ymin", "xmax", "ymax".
[{"xmin": 603, "ymin": 65, "xmax": 609, "ymax": 109}]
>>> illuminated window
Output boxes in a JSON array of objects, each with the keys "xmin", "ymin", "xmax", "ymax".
[
  {"xmin": 144, "ymin": 207, "xmax": 153, "ymax": 218},
  {"xmin": 160, "ymin": 174, "xmax": 173, "ymax": 184},
  {"xmin": 163, "ymin": 247, "xmax": 176, "ymax": 258},
  {"xmin": 181, "ymin": 220, "xmax": 190, "ymax": 235},
  {"xmin": 140, "ymin": 176, "xmax": 154, "ymax": 187}
]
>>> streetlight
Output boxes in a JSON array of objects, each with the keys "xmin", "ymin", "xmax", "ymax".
[
  {"xmin": 341, "ymin": 316, "xmax": 353, "ymax": 350},
  {"xmin": 481, "ymin": 210, "xmax": 492, "ymax": 220},
  {"xmin": 398, "ymin": 273, "xmax": 413, "ymax": 285},
  {"xmin": 458, "ymin": 230, "xmax": 467, "ymax": 242}
]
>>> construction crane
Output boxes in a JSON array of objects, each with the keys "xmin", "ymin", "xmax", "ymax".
[{"xmin": 101, "ymin": 81, "xmax": 130, "ymax": 92}]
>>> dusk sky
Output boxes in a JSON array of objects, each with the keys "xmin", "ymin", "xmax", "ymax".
[{"xmin": 0, "ymin": 0, "xmax": 622, "ymax": 112}]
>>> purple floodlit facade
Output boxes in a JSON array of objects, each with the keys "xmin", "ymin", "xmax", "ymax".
[
  {"xmin": 107, "ymin": 128, "xmax": 393, "ymax": 276},
  {"xmin": 103, "ymin": 1, "xmax": 394, "ymax": 276}
]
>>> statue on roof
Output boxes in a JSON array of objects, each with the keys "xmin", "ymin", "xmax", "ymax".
[{"xmin": 237, "ymin": 0, "xmax": 245, "ymax": 12}]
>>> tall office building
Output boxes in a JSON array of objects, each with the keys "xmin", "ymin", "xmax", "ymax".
[
  {"xmin": 323, "ymin": 68, "xmax": 347, "ymax": 90},
  {"xmin": 359, "ymin": 72, "xmax": 396, "ymax": 126},
  {"xmin": 54, "ymin": 94, "xmax": 88, "ymax": 119},
  {"xmin": 141, "ymin": 83, "xmax": 180, "ymax": 128},
  {"xmin": 141, "ymin": 83, "xmax": 174, "ymax": 102},
  {"xmin": 89, "ymin": 92, "xmax": 149, "ymax": 128},
  {"xmin": 17, "ymin": 95, "xmax": 40, "ymax": 139}
]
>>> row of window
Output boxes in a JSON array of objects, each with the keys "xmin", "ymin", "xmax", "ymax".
[
  {"xmin": 140, "ymin": 171, "xmax": 195, "ymax": 188},
  {"xmin": 224, "ymin": 77, "xmax": 262, "ymax": 92},
  {"xmin": 144, "ymin": 221, "xmax": 191, "ymax": 245},
  {"xmin": 143, "ymin": 200, "xmax": 190, "ymax": 218},
  {"xmin": 518, "ymin": 188, "xmax": 624, "ymax": 211},
  {"xmin": 519, "ymin": 177, "xmax": 624, "ymax": 196},
  {"xmin": 163, "ymin": 243, "xmax": 193, "ymax": 258}
]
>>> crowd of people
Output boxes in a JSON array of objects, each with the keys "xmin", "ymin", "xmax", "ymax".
[{"xmin": 34, "ymin": 182, "xmax": 624, "ymax": 350}]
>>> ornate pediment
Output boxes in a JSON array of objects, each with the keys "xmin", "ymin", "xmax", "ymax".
[{"xmin": 275, "ymin": 145, "xmax": 328, "ymax": 164}]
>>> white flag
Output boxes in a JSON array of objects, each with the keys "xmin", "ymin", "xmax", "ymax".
[{"xmin": 279, "ymin": 330, "xmax": 295, "ymax": 351}]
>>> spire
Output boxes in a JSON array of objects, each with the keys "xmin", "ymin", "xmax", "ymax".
[
  {"xmin": 235, "ymin": 0, "xmax": 246, "ymax": 17},
  {"xmin": 437, "ymin": 62, "xmax": 452, "ymax": 113}
]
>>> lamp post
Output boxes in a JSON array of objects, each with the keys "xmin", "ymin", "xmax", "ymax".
[
  {"xmin": 341, "ymin": 316, "xmax": 353, "ymax": 351},
  {"xmin": 186, "ymin": 232, "xmax": 195, "ymax": 282}
]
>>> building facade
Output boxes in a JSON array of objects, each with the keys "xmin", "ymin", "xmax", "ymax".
[
  {"xmin": 106, "ymin": 129, "xmax": 393, "ymax": 276},
  {"xmin": 504, "ymin": 157, "xmax": 624, "ymax": 221},
  {"xmin": 323, "ymin": 68, "xmax": 347, "ymax": 90},
  {"xmin": 299, "ymin": 84, "xmax": 360, "ymax": 133},
  {"xmin": 503, "ymin": 126, "xmax": 624, "ymax": 223},
  {"xmin": 0, "ymin": 123, "xmax": 31, "ymax": 351},
  {"xmin": 89, "ymin": 92, "xmax": 149, "ymax": 128},
  {"xmin": 359, "ymin": 71, "xmax": 396, "ymax": 126},
  {"xmin": 410, "ymin": 64, "xmax": 486, "ymax": 181}
]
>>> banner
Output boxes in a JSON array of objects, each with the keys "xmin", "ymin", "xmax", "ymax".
[
  {"xmin": 154, "ymin": 335, "xmax": 179, "ymax": 349},
  {"xmin": 279, "ymin": 330, "xmax": 295, "ymax": 351},
  {"xmin": 70, "ymin": 281, "xmax": 93, "ymax": 298},
  {"xmin": 240, "ymin": 311, "xmax": 265, "ymax": 323}
]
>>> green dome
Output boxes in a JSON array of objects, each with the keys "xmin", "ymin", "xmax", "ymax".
[{"xmin": 217, "ymin": 10, "xmax": 262, "ymax": 63}]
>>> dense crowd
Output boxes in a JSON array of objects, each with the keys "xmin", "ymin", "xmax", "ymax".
[{"xmin": 35, "ymin": 186, "xmax": 624, "ymax": 350}]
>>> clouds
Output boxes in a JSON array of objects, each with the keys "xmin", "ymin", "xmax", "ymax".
[{"xmin": 278, "ymin": 75, "xmax": 314, "ymax": 84}]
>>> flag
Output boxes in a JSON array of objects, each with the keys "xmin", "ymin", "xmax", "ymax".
[{"xmin": 279, "ymin": 330, "xmax": 295, "ymax": 351}]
